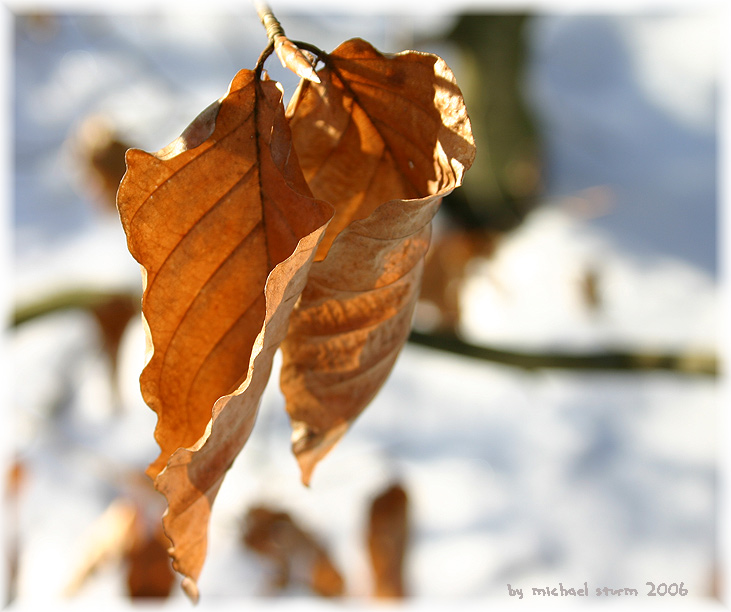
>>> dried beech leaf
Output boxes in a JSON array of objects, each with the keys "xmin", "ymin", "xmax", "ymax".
[
  {"xmin": 126, "ymin": 520, "xmax": 176, "ymax": 599},
  {"xmin": 367, "ymin": 483, "xmax": 409, "ymax": 599},
  {"xmin": 64, "ymin": 498, "xmax": 138, "ymax": 597},
  {"xmin": 117, "ymin": 69, "xmax": 331, "ymax": 600},
  {"xmin": 74, "ymin": 115, "xmax": 132, "ymax": 213},
  {"xmin": 89, "ymin": 294, "xmax": 139, "ymax": 406},
  {"xmin": 242, "ymin": 506, "xmax": 344, "ymax": 596},
  {"xmin": 418, "ymin": 228, "xmax": 500, "ymax": 332},
  {"xmin": 282, "ymin": 38, "xmax": 475, "ymax": 483}
]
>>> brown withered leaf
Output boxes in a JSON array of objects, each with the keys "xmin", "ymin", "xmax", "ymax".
[
  {"xmin": 126, "ymin": 519, "xmax": 176, "ymax": 599},
  {"xmin": 117, "ymin": 69, "xmax": 331, "ymax": 601},
  {"xmin": 242, "ymin": 506, "xmax": 344, "ymax": 597},
  {"xmin": 75, "ymin": 115, "xmax": 132, "ymax": 213},
  {"xmin": 367, "ymin": 483, "xmax": 409, "ymax": 599},
  {"xmin": 418, "ymin": 228, "xmax": 500, "ymax": 332},
  {"xmin": 89, "ymin": 293, "xmax": 139, "ymax": 408},
  {"xmin": 64, "ymin": 498, "xmax": 138, "ymax": 597},
  {"xmin": 281, "ymin": 38, "xmax": 476, "ymax": 483}
]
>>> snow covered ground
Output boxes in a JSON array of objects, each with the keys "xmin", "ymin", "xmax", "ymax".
[{"xmin": 6, "ymin": 5, "xmax": 724, "ymax": 611}]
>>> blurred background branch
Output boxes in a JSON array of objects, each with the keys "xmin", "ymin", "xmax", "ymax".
[{"xmin": 12, "ymin": 289, "xmax": 718, "ymax": 377}]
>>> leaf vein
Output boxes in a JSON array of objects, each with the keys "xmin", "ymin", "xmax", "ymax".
[
  {"xmin": 154, "ymin": 220, "xmax": 264, "ymax": 402},
  {"xmin": 146, "ymin": 161, "xmax": 257, "ymax": 284},
  {"xmin": 129, "ymin": 110, "xmax": 255, "ymax": 226}
]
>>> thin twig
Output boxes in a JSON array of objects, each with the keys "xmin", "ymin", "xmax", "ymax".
[
  {"xmin": 12, "ymin": 289, "xmax": 139, "ymax": 327},
  {"xmin": 253, "ymin": 2, "xmax": 321, "ymax": 83}
]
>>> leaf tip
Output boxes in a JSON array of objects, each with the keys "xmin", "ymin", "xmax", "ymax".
[
  {"xmin": 292, "ymin": 421, "xmax": 350, "ymax": 487},
  {"xmin": 299, "ymin": 469, "xmax": 313, "ymax": 488},
  {"xmin": 303, "ymin": 67, "xmax": 321, "ymax": 85},
  {"xmin": 181, "ymin": 576, "xmax": 200, "ymax": 604}
]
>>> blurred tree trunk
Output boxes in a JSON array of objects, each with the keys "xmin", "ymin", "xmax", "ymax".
[{"xmin": 442, "ymin": 14, "xmax": 542, "ymax": 232}]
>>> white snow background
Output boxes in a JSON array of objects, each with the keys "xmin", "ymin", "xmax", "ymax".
[{"xmin": 4, "ymin": 3, "xmax": 725, "ymax": 611}]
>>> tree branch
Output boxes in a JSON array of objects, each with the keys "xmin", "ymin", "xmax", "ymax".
[
  {"xmin": 408, "ymin": 330, "xmax": 717, "ymax": 377},
  {"xmin": 11, "ymin": 288, "xmax": 718, "ymax": 377}
]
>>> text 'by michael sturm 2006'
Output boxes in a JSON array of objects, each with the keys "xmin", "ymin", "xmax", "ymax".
[{"xmin": 507, "ymin": 581, "xmax": 688, "ymax": 599}]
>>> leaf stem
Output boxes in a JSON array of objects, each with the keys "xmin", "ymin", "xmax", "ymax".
[
  {"xmin": 254, "ymin": 40, "xmax": 275, "ymax": 80},
  {"xmin": 290, "ymin": 39, "xmax": 329, "ymax": 65}
]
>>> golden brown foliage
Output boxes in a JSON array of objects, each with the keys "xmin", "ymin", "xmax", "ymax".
[
  {"xmin": 118, "ymin": 69, "xmax": 332, "ymax": 600},
  {"xmin": 117, "ymin": 38, "xmax": 474, "ymax": 599},
  {"xmin": 282, "ymin": 40, "xmax": 475, "ymax": 482},
  {"xmin": 242, "ymin": 506, "xmax": 344, "ymax": 596},
  {"xmin": 367, "ymin": 483, "xmax": 409, "ymax": 598}
]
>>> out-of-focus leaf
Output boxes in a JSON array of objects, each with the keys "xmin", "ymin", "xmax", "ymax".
[
  {"xmin": 367, "ymin": 483, "xmax": 409, "ymax": 598},
  {"xmin": 3, "ymin": 458, "xmax": 26, "ymax": 607},
  {"xmin": 242, "ymin": 505, "xmax": 344, "ymax": 597},
  {"xmin": 89, "ymin": 294, "xmax": 138, "ymax": 405},
  {"xmin": 75, "ymin": 115, "xmax": 132, "ymax": 213},
  {"xmin": 125, "ymin": 520, "xmax": 175, "ymax": 599},
  {"xmin": 64, "ymin": 499, "xmax": 138, "ymax": 597},
  {"xmin": 417, "ymin": 228, "xmax": 500, "ymax": 332}
]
